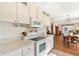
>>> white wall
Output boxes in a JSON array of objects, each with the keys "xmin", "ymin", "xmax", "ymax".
[{"xmin": 0, "ymin": 21, "xmax": 26, "ymax": 40}]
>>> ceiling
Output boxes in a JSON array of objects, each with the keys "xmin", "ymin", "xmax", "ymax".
[{"xmin": 33, "ymin": 2, "xmax": 79, "ymax": 24}]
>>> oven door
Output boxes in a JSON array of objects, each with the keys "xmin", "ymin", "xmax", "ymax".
[{"xmin": 36, "ymin": 39, "xmax": 47, "ymax": 56}]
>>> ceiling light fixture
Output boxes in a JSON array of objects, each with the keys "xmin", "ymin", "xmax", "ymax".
[
  {"xmin": 62, "ymin": 15, "xmax": 74, "ymax": 26},
  {"xmin": 65, "ymin": 15, "xmax": 70, "ymax": 24}
]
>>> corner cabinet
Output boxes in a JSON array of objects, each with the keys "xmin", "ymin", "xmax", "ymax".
[
  {"xmin": 42, "ymin": 14, "xmax": 50, "ymax": 26},
  {"xmin": 16, "ymin": 2, "xmax": 30, "ymax": 24},
  {"xmin": 0, "ymin": 2, "xmax": 16, "ymax": 22}
]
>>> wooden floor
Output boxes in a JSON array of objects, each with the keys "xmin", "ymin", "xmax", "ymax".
[{"xmin": 54, "ymin": 35, "xmax": 79, "ymax": 56}]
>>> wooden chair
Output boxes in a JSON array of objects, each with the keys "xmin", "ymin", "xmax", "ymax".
[
  {"xmin": 63, "ymin": 36, "xmax": 78, "ymax": 50},
  {"xmin": 67, "ymin": 36, "xmax": 77, "ymax": 49},
  {"xmin": 63, "ymin": 36, "xmax": 69, "ymax": 47}
]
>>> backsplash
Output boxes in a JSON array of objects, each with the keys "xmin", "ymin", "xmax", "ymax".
[
  {"xmin": 0, "ymin": 21, "xmax": 26, "ymax": 40},
  {"xmin": 0, "ymin": 21, "xmax": 46, "ymax": 43}
]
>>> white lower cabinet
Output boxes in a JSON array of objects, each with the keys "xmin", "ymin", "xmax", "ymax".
[
  {"xmin": 46, "ymin": 35, "xmax": 54, "ymax": 54},
  {"xmin": 3, "ymin": 43, "xmax": 34, "ymax": 56},
  {"xmin": 4, "ymin": 48, "xmax": 22, "ymax": 56},
  {"xmin": 22, "ymin": 43, "xmax": 34, "ymax": 56}
]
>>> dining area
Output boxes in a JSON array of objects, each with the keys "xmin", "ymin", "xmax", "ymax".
[
  {"xmin": 63, "ymin": 35, "xmax": 78, "ymax": 50},
  {"xmin": 63, "ymin": 28, "xmax": 79, "ymax": 49},
  {"xmin": 54, "ymin": 29, "xmax": 79, "ymax": 55}
]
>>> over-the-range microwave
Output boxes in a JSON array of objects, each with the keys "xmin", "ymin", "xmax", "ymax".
[{"xmin": 30, "ymin": 17, "xmax": 42, "ymax": 28}]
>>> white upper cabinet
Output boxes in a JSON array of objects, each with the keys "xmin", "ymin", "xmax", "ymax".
[
  {"xmin": 0, "ymin": 2, "xmax": 16, "ymax": 22},
  {"xmin": 46, "ymin": 16, "xmax": 51, "ymax": 26},
  {"xmin": 42, "ymin": 11, "xmax": 50, "ymax": 26},
  {"xmin": 0, "ymin": 2, "xmax": 50, "ymax": 26},
  {"xmin": 16, "ymin": 2, "xmax": 30, "ymax": 24},
  {"xmin": 29, "ymin": 3, "xmax": 37, "ymax": 18},
  {"xmin": 42, "ymin": 14, "xmax": 47, "ymax": 26},
  {"xmin": 37, "ymin": 6, "xmax": 43, "ymax": 22}
]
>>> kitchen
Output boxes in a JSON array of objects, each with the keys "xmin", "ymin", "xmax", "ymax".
[
  {"xmin": 0, "ymin": 2, "xmax": 54, "ymax": 56},
  {"xmin": 1, "ymin": 2, "xmax": 79, "ymax": 56}
]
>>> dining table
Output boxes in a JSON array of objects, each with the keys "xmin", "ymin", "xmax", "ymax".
[{"xmin": 63, "ymin": 35, "xmax": 79, "ymax": 49}]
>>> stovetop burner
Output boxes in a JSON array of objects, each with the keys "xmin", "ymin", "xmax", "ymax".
[{"xmin": 30, "ymin": 37, "xmax": 45, "ymax": 41}]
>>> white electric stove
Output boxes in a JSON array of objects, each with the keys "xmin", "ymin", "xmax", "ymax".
[{"xmin": 26, "ymin": 32, "xmax": 47, "ymax": 56}]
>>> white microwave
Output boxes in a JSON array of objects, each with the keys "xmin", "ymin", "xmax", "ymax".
[{"xmin": 30, "ymin": 17, "xmax": 42, "ymax": 27}]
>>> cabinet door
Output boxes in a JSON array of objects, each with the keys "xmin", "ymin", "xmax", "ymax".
[
  {"xmin": 42, "ymin": 14, "xmax": 47, "ymax": 26},
  {"xmin": 46, "ymin": 38, "xmax": 51, "ymax": 53},
  {"xmin": 22, "ymin": 46, "xmax": 28, "ymax": 56},
  {"xmin": 49, "ymin": 36, "xmax": 53, "ymax": 49},
  {"xmin": 3, "ymin": 48, "xmax": 22, "ymax": 56},
  {"xmin": 23, "ymin": 43, "xmax": 34, "ymax": 56},
  {"xmin": 37, "ymin": 7, "xmax": 42, "ymax": 24},
  {"xmin": 42, "ymin": 11, "xmax": 50, "ymax": 26},
  {"xmin": 27, "ymin": 43, "xmax": 34, "ymax": 56},
  {"xmin": 17, "ymin": 2, "xmax": 30, "ymax": 24},
  {"xmin": 44, "ymin": 16, "xmax": 50, "ymax": 26},
  {"xmin": 46, "ymin": 17, "xmax": 50, "ymax": 26},
  {"xmin": 30, "ymin": 3, "xmax": 37, "ymax": 18},
  {"xmin": 37, "ymin": 7, "xmax": 42, "ymax": 19},
  {"xmin": 46, "ymin": 35, "xmax": 53, "ymax": 53},
  {"xmin": 0, "ymin": 2, "xmax": 16, "ymax": 22}
]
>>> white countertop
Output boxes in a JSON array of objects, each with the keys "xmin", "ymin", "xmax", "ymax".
[
  {"xmin": 0, "ymin": 34, "xmax": 53, "ymax": 55},
  {"xmin": 40, "ymin": 34, "xmax": 54, "ymax": 37},
  {"xmin": 0, "ymin": 39, "xmax": 34, "ymax": 55}
]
